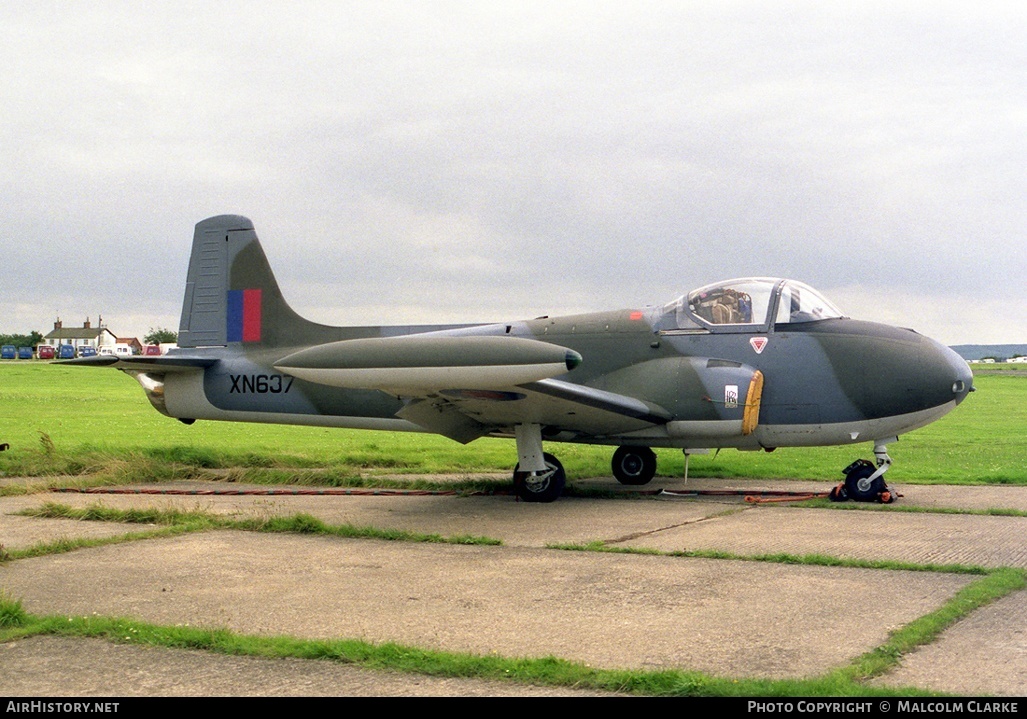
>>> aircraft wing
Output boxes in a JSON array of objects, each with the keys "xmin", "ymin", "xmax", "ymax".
[
  {"xmin": 521, "ymin": 378, "xmax": 672, "ymax": 425},
  {"xmin": 275, "ymin": 335, "xmax": 670, "ymax": 442},
  {"xmin": 394, "ymin": 379, "xmax": 673, "ymax": 443}
]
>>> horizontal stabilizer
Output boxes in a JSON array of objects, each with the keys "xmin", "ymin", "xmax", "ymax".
[
  {"xmin": 57, "ymin": 356, "xmax": 218, "ymax": 373},
  {"xmin": 275, "ymin": 335, "xmax": 581, "ymax": 392}
]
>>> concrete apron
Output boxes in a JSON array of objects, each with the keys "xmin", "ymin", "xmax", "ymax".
[{"xmin": 2, "ymin": 478, "xmax": 1025, "ymax": 695}]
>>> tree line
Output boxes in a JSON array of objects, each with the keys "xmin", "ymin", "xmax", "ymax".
[
  {"xmin": 0, "ymin": 331, "xmax": 43, "ymax": 348},
  {"xmin": 0, "ymin": 327, "xmax": 177, "ymax": 348}
]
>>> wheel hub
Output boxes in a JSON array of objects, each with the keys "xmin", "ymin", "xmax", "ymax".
[
  {"xmin": 524, "ymin": 467, "xmax": 555, "ymax": 492},
  {"xmin": 622, "ymin": 456, "xmax": 643, "ymax": 475}
]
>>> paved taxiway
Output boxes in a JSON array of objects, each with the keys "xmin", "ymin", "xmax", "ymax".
[{"xmin": 2, "ymin": 476, "xmax": 1026, "ymax": 696}]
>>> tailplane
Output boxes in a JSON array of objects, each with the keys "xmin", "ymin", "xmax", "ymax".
[{"xmin": 177, "ymin": 215, "xmax": 334, "ymax": 348}]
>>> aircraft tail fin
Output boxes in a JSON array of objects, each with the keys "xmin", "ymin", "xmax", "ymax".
[{"xmin": 177, "ymin": 215, "xmax": 333, "ymax": 348}]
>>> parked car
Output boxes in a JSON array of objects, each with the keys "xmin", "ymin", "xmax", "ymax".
[
  {"xmin": 18, "ymin": 347, "xmax": 33, "ymax": 359},
  {"xmin": 58, "ymin": 344, "xmax": 76, "ymax": 359},
  {"xmin": 144, "ymin": 344, "xmax": 161, "ymax": 356},
  {"xmin": 37, "ymin": 345, "xmax": 56, "ymax": 360},
  {"xmin": 77, "ymin": 346, "xmax": 97, "ymax": 358},
  {"xmin": 1, "ymin": 345, "xmax": 15, "ymax": 360}
]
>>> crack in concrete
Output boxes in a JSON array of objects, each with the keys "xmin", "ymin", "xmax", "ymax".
[{"xmin": 603, "ymin": 506, "xmax": 751, "ymax": 545}]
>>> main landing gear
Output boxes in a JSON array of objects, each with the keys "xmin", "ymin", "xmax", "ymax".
[
  {"xmin": 513, "ymin": 452, "xmax": 566, "ymax": 503},
  {"xmin": 611, "ymin": 446, "xmax": 657, "ymax": 485},
  {"xmin": 511, "ymin": 426, "xmax": 663, "ymax": 501},
  {"xmin": 512, "ymin": 423, "xmax": 566, "ymax": 502},
  {"xmin": 829, "ymin": 438, "xmax": 898, "ymax": 504},
  {"xmin": 511, "ymin": 426, "xmax": 664, "ymax": 500}
]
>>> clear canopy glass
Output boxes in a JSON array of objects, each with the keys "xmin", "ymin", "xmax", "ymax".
[
  {"xmin": 772, "ymin": 280, "xmax": 845, "ymax": 325},
  {"xmin": 664, "ymin": 278, "xmax": 845, "ymax": 329}
]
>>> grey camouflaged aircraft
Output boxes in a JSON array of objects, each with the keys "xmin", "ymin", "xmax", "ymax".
[{"xmin": 70, "ymin": 215, "xmax": 974, "ymax": 503}]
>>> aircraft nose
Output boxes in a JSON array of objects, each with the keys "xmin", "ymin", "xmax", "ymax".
[{"xmin": 923, "ymin": 337, "xmax": 975, "ymax": 407}]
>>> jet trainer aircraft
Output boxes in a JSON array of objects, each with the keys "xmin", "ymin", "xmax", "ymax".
[{"xmin": 71, "ymin": 215, "xmax": 974, "ymax": 503}]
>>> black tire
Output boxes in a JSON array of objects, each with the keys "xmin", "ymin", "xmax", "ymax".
[
  {"xmin": 611, "ymin": 446, "xmax": 657, "ymax": 485},
  {"xmin": 513, "ymin": 452, "xmax": 566, "ymax": 503},
  {"xmin": 844, "ymin": 463, "xmax": 885, "ymax": 502}
]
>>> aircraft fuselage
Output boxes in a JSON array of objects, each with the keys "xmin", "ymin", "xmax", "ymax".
[{"xmin": 150, "ymin": 304, "xmax": 971, "ymax": 453}]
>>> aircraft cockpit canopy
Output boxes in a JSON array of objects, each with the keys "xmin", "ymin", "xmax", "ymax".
[{"xmin": 667, "ymin": 278, "xmax": 845, "ymax": 330}]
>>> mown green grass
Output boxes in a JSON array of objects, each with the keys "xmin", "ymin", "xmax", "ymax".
[
  {"xmin": 795, "ymin": 497, "xmax": 1027, "ymax": 518},
  {"xmin": 4, "ymin": 502, "xmax": 500, "ymax": 562},
  {"xmin": 1, "ymin": 362, "xmax": 1024, "ymax": 485},
  {"xmin": 553, "ymin": 541, "xmax": 995, "ymax": 576}
]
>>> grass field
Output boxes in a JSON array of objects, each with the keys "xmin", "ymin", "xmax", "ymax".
[
  {"xmin": 1, "ymin": 362, "xmax": 1024, "ymax": 486},
  {"xmin": 968, "ymin": 362, "xmax": 1027, "ymax": 371}
]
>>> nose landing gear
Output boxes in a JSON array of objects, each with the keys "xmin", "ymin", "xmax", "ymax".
[{"xmin": 828, "ymin": 438, "xmax": 898, "ymax": 504}]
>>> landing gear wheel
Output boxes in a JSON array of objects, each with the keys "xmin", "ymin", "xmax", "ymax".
[
  {"xmin": 513, "ymin": 452, "xmax": 566, "ymax": 503},
  {"xmin": 611, "ymin": 446, "xmax": 657, "ymax": 485},
  {"xmin": 843, "ymin": 460, "xmax": 886, "ymax": 502}
]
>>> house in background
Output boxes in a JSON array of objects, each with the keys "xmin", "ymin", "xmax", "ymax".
[{"xmin": 43, "ymin": 317, "xmax": 118, "ymax": 353}]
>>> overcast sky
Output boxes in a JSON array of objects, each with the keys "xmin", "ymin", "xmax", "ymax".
[{"xmin": 2, "ymin": 2, "xmax": 1024, "ymax": 345}]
